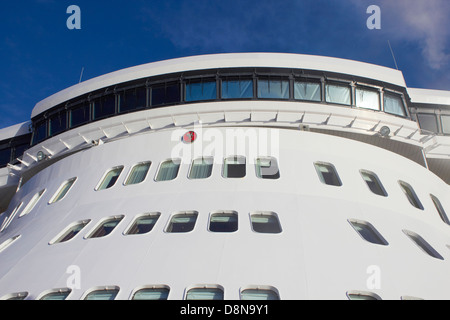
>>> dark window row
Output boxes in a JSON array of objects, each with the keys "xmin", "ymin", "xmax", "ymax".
[
  {"xmin": 30, "ymin": 68, "xmax": 409, "ymax": 145},
  {"xmin": 49, "ymin": 210, "xmax": 283, "ymax": 245}
]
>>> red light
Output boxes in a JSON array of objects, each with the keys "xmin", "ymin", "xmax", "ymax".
[{"xmin": 182, "ymin": 131, "xmax": 197, "ymax": 143}]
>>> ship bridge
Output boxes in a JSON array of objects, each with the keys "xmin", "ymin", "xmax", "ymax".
[{"xmin": 0, "ymin": 53, "xmax": 449, "ymax": 213}]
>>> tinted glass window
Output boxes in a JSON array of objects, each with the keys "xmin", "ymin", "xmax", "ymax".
[
  {"xmin": 151, "ymin": 83, "xmax": 180, "ymax": 106},
  {"xmin": 223, "ymin": 156, "xmax": 246, "ymax": 178},
  {"xmin": 93, "ymin": 95, "xmax": 116, "ymax": 120},
  {"xmin": 49, "ymin": 112, "xmax": 67, "ymax": 137},
  {"xmin": 417, "ymin": 113, "xmax": 439, "ymax": 133},
  {"xmin": 441, "ymin": 115, "xmax": 450, "ymax": 134},
  {"xmin": 186, "ymin": 80, "xmax": 217, "ymax": 102},
  {"xmin": 97, "ymin": 167, "xmax": 124, "ymax": 190},
  {"xmin": 132, "ymin": 287, "xmax": 170, "ymax": 300},
  {"xmin": 126, "ymin": 213, "xmax": 160, "ymax": 235},
  {"xmin": 384, "ymin": 92, "xmax": 406, "ymax": 117},
  {"xmin": 189, "ymin": 157, "xmax": 213, "ymax": 180},
  {"xmin": 241, "ymin": 288, "xmax": 279, "ymax": 300},
  {"xmin": 88, "ymin": 217, "xmax": 123, "ymax": 239},
  {"xmin": 258, "ymin": 79, "xmax": 289, "ymax": 99},
  {"xmin": 209, "ymin": 211, "xmax": 238, "ymax": 233},
  {"xmin": 360, "ymin": 171, "xmax": 387, "ymax": 197},
  {"xmin": 294, "ymin": 80, "xmax": 321, "ymax": 101},
  {"xmin": 166, "ymin": 212, "xmax": 198, "ymax": 233},
  {"xmin": 0, "ymin": 148, "xmax": 12, "ymax": 167},
  {"xmin": 156, "ymin": 159, "xmax": 181, "ymax": 182},
  {"xmin": 119, "ymin": 87, "xmax": 147, "ymax": 113},
  {"xmin": 70, "ymin": 103, "xmax": 90, "ymax": 128},
  {"xmin": 222, "ymin": 79, "xmax": 253, "ymax": 99},
  {"xmin": 314, "ymin": 162, "xmax": 342, "ymax": 186},
  {"xmin": 251, "ymin": 212, "xmax": 282, "ymax": 234},
  {"xmin": 186, "ymin": 288, "xmax": 224, "ymax": 300},
  {"xmin": 33, "ymin": 121, "xmax": 47, "ymax": 144},
  {"xmin": 349, "ymin": 220, "xmax": 388, "ymax": 245}
]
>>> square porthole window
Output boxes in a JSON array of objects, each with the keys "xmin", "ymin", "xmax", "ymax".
[
  {"xmin": 430, "ymin": 195, "xmax": 450, "ymax": 225},
  {"xmin": 348, "ymin": 219, "xmax": 388, "ymax": 246},
  {"xmin": 131, "ymin": 286, "xmax": 170, "ymax": 300},
  {"xmin": 124, "ymin": 213, "xmax": 161, "ymax": 235},
  {"xmin": 250, "ymin": 212, "xmax": 282, "ymax": 234},
  {"xmin": 223, "ymin": 156, "xmax": 246, "ymax": 178},
  {"xmin": 255, "ymin": 157, "xmax": 280, "ymax": 179},
  {"xmin": 185, "ymin": 286, "xmax": 224, "ymax": 300},
  {"xmin": 189, "ymin": 157, "xmax": 213, "ymax": 180},
  {"xmin": 19, "ymin": 189, "xmax": 46, "ymax": 218},
  {"xmin": 124, "ymin": 162, "xmax": 151, "ymax": 186},
  {"xmin": 240, "ymin": 287, "xmax": 280, "ymax": 300},
  {"xmin": 49, "ymin": 220, "xmax": 91, "ymax": 245},
  {"xmin": 83, "ymin": 287, "xmax": 120, "ymax": 300},
  {"xmin": 166, "ymin": 211, "xmax": 198, "ymax": 233},
  {"xmin": 314, "ymin": 162, "xmax": 342, "ymax": 186},
  {"xmin": 403, "ymin": 230, "xmax": 443, "ymax": 260},
  {"xmin": 209, "ymin": 211, "xmax": 238, "ymax": 233},
  {"xmin": 360, "ymin": 171, "xmax": 387, "ymax": 197},
  {"xmin": 96, "ymin": 166, "xmax": 124, "ymax": 191},
  {"xmin": 155, "ymin": 159, "xmax": 181, "ymax": 182},
  {"xmin": 399, "ymin": 181, "xmax": 424, "ymax": 210},
  {"xmin": 38, "ymin": 288, "xmax": 72, "ymax": 300},
  {"xmin": 49, "ymin": 177, "xmax": 77, "ymax": 204},
  {"xmin": 86, "ymin": 216, "xmax": 124, "ymax": 239}
]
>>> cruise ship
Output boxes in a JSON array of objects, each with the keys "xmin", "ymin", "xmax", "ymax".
[{"xmin": 0, "ymin": 53, "xmax": 449, "ymax": 301}]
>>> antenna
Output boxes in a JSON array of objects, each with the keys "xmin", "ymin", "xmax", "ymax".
[
  {"xmin": 387, "ymin": 40, "xmax": 399, "ymax": 70},
  {"xmin": 79, "ymin": 67, "xmax": 85, "ymax": 83}
]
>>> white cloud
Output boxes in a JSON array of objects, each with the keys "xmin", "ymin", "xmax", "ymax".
[{"xmin": 371, "ymin": 0, "xmax": 450, "ymax": 70}]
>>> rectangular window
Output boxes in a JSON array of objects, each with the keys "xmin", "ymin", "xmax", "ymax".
[
  {"xmin": 258, "ymin": 79, "xmax": 289, "ymax": 99},
  {"xmin": 166, "ymin": 212, "xmax": 198, "ymax": 233},
  {"xmin": 399, "ymin": 181, "xmax": 424, "ymax": 210},
  {"xmin": 0, "ymin": 148, "xmax": 12, "ymax": 167},
  {"xmin": 255, "ymin": 157, "xmax": 280, "ymax": 179},
  {"xmin": 19, "ymin": 189, "xmax": 46, "ymax": 218},
  {"xmin": 250, "ymin": 212, "xmax": 282, "ymax": 234},
  {"xmin": 241, "ymin": 288, "xmax": 280, "ymax": 300},
  {"xmin": 325, "ymin": 83, "xmax": 351, "ymax": 105},
  {"xmin": 185, "ymin": 80, "xmax": 217, "ymax": 102},
  {"xmin": 189, "ymin": 157, "xmax": 213, "ymax": 180},
  {"xmin": 209, "ymin": 211, "xmax": 238, "ymax": 233},
  {"xmin": 223, "ymin": 156, "xmax": 246, "ymax": 178},
  {"xmin": 151, "ymin": 83, "xmax": 181, "ymax": 106},
  {"xmin": 49, "ymin": 178, "xmax": 77, "ymax": 204},
  {"xmin": 360, "ymin": 170, "xmax": 387, "ymax": 197},
  {"xmin": 417, "ymin": 113, "xmax": 439, "ymax": 133},
  {"xmin": 119, "ymin": 87, "xmax": 147, "ymax": 113},
  {"xmin": 314, "ymin": 162, "xmax": 342, "ymax": 186},
  {"xmin": 125, "ymin": 213, "xmax": 160, "ymax": 235},
  {"xmin": 132, "ymin": 287, "xmax": 170, "ymax": 300},
  {"xmin": 384, "ymin": 92, "xmax": 406, "ymax": 117},
  {"xmin": 32, "ymin": 121, "xmax": 47, "ymax": 145},
  {"xmin": 50, "ymin": 220, "xmax": 91, "ymax": 244},
  {"xmin": 124, "ymin": 162, "xmax": 151, "ymax": 185},
  {"xmin": 294, "ymin": 80, "xmax": 321, "ymax": 101},
  {"xmin": 70, "ymin": 102, "xmax": 90, "ymax": 128},
  {"xmin": 186, "ymin": 287, "xmax": 224, "ymax": 300},
  {"xmin": 431, "ymin": 195, "xmax": 449, "ymax": 225},
  {"xmin": 93, "ymin": 95, "xmax": 116, "ymax": 120},
  {"xmin": 355, "ymin": 87, "xmax": 380, "ymax": 111},
  {"xmin": 441, "ymin": 115, "xmax": 450, "ymax": 135},
  {"xmin": 155, "ymin": 159, "xmax": 181, "ymax": 182},
  {"xmin": 96, "ymin": 166, "xmax": 124, "ymax": 191},
  {"xmin": 222, "ymin": 79, "xmax": 253, "ymax": 99},
  {"xmin": 348, "ymin": 219, "xmax": 388, "ymax": 245},
  {"xmin": 49, "ymin": 112, "xmax": 67, "ymax": 137},
  {"xmin": 403, "ymin": 230, "xmax": 443, "ymax": 260},
  {"xmin": 87, "ymin": 216, "xmax": 124, "ymax": 239}
]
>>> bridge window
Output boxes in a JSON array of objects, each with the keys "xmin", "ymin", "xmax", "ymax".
[
  {"xmin": 294, "ymin": 80, "xmax": 321, "ymax": 102},
  {"xmin": 417, "ymin": 113, "xmax": 439, "ymax": 133},
  {"xmin": 93, "ymin": 95, "xmax": 116, "ymax": 120},
  {"xmin": 222, "ymin": 78, "xmax": 253, "ymax": 99},
  {"xmin": 326, "ymin": 82, "xmax": 351, "ymax": 105},
  {"xmin": 49, "ymin": 112, "xmax": 67, "ymax": 137},
  {"xmin": 185, "ymin": 79, "xmax": 217, "ymax": 102},
  {"xmin": 70, "ymin": 102, "xmax": 90, "ymax": 128},
  {"xmin": 355, "ymin": 87, "xmax": 380, "ymax": 111},
  {"xmin": 384, "ymin": 92, "xmax": 406, "ymax": 117},
  {"xmin": 119, "ymin": 86, "xmax": 147, "ymax": 113},
  {"xmin": 441, "ymin": 115, "xmax": 450, "ymax": 135},
  {"xmin": 258, "ymin": 78, "xmax": 289, "ymax": 99},
  {"xmin": 152, "ymin": 82, "xmax": 180, "ymax": 106},
  {"xmin": 0, "ymin": 148, "xmax": 11, "ymax": 167}
]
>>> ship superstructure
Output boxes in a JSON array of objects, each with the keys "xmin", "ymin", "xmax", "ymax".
[{"xmin": 0, "ymin": 53, "xmax": 449, "ymax": 300}]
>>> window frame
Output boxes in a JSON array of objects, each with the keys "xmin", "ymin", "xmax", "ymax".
[
  {"xmin": 85, "ymin": 215, "xmax": 124, "ymax": 239},
  {"xmin": 155, "ymin": 159, "xmax": 181, "ymax": 182},
  {"xmin": 430, "ymin": 194, "xmax": 450, "ymax": 225},
  {"xmin": 208, "ymin": 211, "xmax": 239, "ymax": 233},
  {"xmin": 123, "ymin": 161, "xmax": 152, "ymax": 186},
  {"xmin": 165, "ymin": 211, "xmax": 199, "ymax": 234},
  {"xmin": 95, "ymin": 166, "xmax": 124, "ymax": 191},
  {"xmin": 188, "ymin": 157, "xmax": 214, "ymax": 180},
  {"xmin": 240, "ymin": 286, "xmax": 280, "ymax": 300},
  {"xmin": 348, "ymin": 219, "xmax": 389, "ymax": 246},
  {"xmin": 255, "ymin": 157, "xmax": 280, "ymax": 180},
  {"xmin": 130, "ymin": 285, "xmax": 170, "ymax": 300},
  {"xmin": 250, "ymin": 211, "xmax": 282, "ymax": 234},
  {"xmin": 360, "ymin": 170, "xmax": 388, "ymax": 197},
  {"xmin": 49, "ymin": 177, "xmax": 77, "ymax": 204},
  {"xmin": 82, "ymin": 286, "xmax": 120, "ymax": 300},
  {"xmin": 402, "ymin": 229, "xmax": 443, "ymax": 260},
  {"xmin": 222, "ymin": 156, "xmax": 246, "ymax": 179},
  {"xmin": 184, "ymin": 285, "xmax": 225, "ymax": 301},
  {"xmin": 123, "ymin": 213, "xmax": 161, "ymax": 236},
  {"xmin": 49, "ymin": 219, "xmax": 91, "ymax": 245},
  {"xmin": 314, "ymin": 162, "xmax": 343, "ymax": 187},
  {"xmin": 19, "ymin": 189, "xmax": 46, "ymax": 218},
  {"xmin": 398, "ymin": 181, "xmax": 424, "ymax": 210},
  {"xmin": 37, "ymin": 288, "xmax": 72, "ymax": 301}
]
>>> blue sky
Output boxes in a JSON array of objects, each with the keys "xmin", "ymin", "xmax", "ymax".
[{"xmin": 1, "ymin": 0, "xmax": 449, "ymax": 129}]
